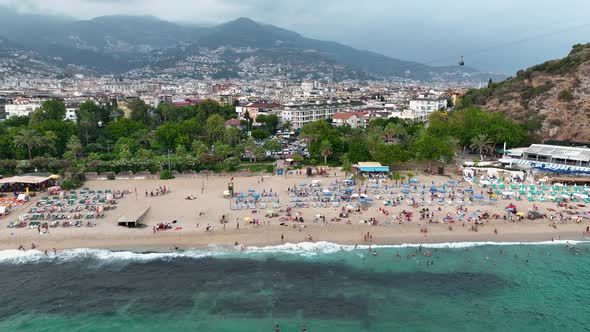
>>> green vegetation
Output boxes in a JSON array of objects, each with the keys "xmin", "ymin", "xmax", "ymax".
[
  {"xmin": 0, "ymin": 95, "xmax": 529, "ymax": 182},
  {"xmin": 296, "ymin": 108, "xmax": 526, "ymax": 170},
  {"xmin": 459, "ymin": 43, "xmax": 589, "ymax": 109},
  {"xmin": 0, "ymin": 98, "xmax": 256, "ymax": 177},
  {"xmin": 558, "ymin": 89, "xmax": 574, "ymax": 102}
]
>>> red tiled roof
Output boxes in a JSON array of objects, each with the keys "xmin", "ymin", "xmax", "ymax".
[{"xmin": 224, "ymin": 118, "xmax": 242, "ymax": 126}]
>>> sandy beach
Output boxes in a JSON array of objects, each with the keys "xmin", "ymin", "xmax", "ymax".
[{"xmin": 1, "ymin": 171, "xmax": 589, "ymax": 252}]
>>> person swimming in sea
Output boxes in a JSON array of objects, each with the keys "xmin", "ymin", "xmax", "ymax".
[{"xmin": 274, "ymin": 323, "xmax": 280, "ymax": 332}]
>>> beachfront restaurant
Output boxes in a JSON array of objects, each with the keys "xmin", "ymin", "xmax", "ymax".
[
  {"xmin": 352, "ymin": 162, "xmax": 390, "ymax": 177},
  {"xmin": 500, "ymin": 144, "xmax": 590, "ymax": 175},
  {"xmin": 0, "ymin": 174, "xmax": 57, "ymax": 194}
]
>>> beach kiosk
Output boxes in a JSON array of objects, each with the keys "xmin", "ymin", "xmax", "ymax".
[{"xmin": 353, "ymin": 162, "xmax": 390, "ymax": 177}]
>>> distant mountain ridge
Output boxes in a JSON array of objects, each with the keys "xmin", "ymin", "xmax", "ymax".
[{"xmin": 0, "ymin": 9, "xmax": 503, "ymax": 82}]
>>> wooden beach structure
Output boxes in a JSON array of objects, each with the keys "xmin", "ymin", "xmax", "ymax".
[{"xmin": 117, "ymin": 206, "xmax": 150, "ymax": 227}]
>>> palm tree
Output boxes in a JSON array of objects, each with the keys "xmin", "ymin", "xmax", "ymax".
[
  {"xmin": 446, "ymin": 136, "xmax": 461, "ymax": 157},
  {"xmin": 243, "ymin": 137, "xmax": 256, "ymax": 162},
  {"xmin": 13, "ymin": 128, "xmax": 43, "ymax": 160},
  {"xmin": 365, "ymin": 127, "xmax": 383, "ymax": 154},
  {"xmin": 319, "ymin": 140, "xmax": 332, "ymax": 165},
  {"xmin": 66, "ymin": 135, "xmax": 83, "ymax": 158},
  {"xmin": 383, "ymin": 122, "xmax": 406, "ymax": 143},
  {"xmin": 470, "ymin": 134, "xmax": 494, "ymax": 161},
  {"xmin": 340, "ymin": 155, "xmax": 353, "ymax": 177},
  {"xmin": 135, "ymin": 129, "xmax": 154, "ymax": 148},
  {"xmin": 43, "ymin": 131, "xmax": 58, "ymax": 155},
  {"xmin": 391, "ymin": 172, "xmax": 403, "ymax": 186},
  {"xmin": 299, "ymin": 131, "xmax": 320, "ymax": 147},
  {"xmin": 405, "ymin": 171, "xmax": 415, "ymax": 183}
]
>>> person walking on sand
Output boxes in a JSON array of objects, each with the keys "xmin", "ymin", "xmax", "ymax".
[{"xmin": 281, "ymin": 233, "xmax": 284, "ymax": 243}]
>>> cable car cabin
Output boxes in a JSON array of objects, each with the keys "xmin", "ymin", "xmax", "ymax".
[{"xmin": 459, "ymin": 56, "xmax": 465, "ymax": 66}]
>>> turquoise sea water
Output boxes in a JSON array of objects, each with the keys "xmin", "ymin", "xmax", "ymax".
[{"xmin": 0, "ymin": 241, "xmax": 589, "ymax": 331}]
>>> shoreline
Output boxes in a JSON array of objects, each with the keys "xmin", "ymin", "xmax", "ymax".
[
  {"xmin": 1, "ymin": 222, "xmax": 587, "ymax": 252},
  {"xmin": 2, "ymin": 174, "xmax": 590, "ymax": 254}
]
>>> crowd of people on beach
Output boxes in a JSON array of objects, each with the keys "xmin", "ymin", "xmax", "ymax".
[{"xmin": 145, "ymin": 186, "xmax": 168, "ymax": 197}]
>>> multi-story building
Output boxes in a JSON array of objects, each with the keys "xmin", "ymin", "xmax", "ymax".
[
  {"xmin": 409, "ymin": 94, "xmax": 447, "ymax": 113},
  {"xmin": 331, "ymin": 112, "xmax": 368, "ymax": 129},
  {"xmin": 279, "ymin": 102, "xmax": 364, "ymax": 129},
  {"xmin": 5, "ymin": 101, "xmax": 43, "ymax": 118},
  {"xmin": 236, "ymin": 102, "xmax": 281, "ymax": 120}
]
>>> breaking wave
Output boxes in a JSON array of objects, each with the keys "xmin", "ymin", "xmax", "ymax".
[{"xmin": 0, "ymin": 240, "xmax": 586, "ymax": 264}]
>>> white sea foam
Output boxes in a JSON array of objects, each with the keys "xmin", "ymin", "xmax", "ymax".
[
  {"xmin": 0, "ymin": 248, "xmax": 219, "ymax": 264},
  {"xmin": 0, "ymin": 240, "xmax": 587, "ymax": 264},
  {"xmin": 244, "ymin": 240, "xmax": 590, "ymax": 255}
]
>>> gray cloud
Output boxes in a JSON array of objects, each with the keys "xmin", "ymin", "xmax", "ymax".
[{"xmin": 0, "ymin": 0, "xmax": 588, "ymax": 73}]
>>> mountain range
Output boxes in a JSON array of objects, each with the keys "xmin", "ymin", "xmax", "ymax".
[{"xmin": 0, "ymin": 9, "xmax": 503, "ymax": 83}]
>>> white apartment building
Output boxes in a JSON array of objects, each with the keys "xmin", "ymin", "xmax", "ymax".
[
  {"xmin": 389, "ymin": 109, "xmax": 429, "ymax": 122},
  {"xmin": 409, "ymin": 95, "xmax": 447, "ymax": 113},
  {"xmin": 65, "ymin": 106, "xmax": 77, "ymax": 121},
  {"xmin": 5, "ymin": 102, "xmax": 42, "ymax": 118},
  {"xmin": 280, "ymin": 103, "xmax": 363, "ymax": 129}
]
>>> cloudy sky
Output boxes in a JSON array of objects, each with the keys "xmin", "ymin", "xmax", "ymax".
[{"xmin": 1, "ymin": 0, "xmax": 589, "ymax": 74}]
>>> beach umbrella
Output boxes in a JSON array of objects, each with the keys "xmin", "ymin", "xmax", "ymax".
[
  {"xmin": 448, "ymin": 179, "xmax": 455, "ymax": 184},
  {"xmin": 401, "ymin": 189, "xmax": 410, "ymax": 194},
  {"xmin": 345, "ymin": 188, "xmax": 353, "ymax": 193},
  {"xmin": 430, "ymin": 187, "xmax": 438, "ymax": 192},
  {"xmin": 244, "ymin": 217, "xmax": 252, "ymax": 221},
  {"xmin": 300, "ymin": 183, "xmax": 306, "ymax": 187},
  {"xmin": 248, "ymin": 189, "xmax": 255, "ymax": 192},
  {"xmin": 323, "ymin": 192, "xmax": 332, "ymax": 196},
  {"xmin": 371, "ymin": 184, "xmax": 379, "ymax": 188},
  {"xmin": 474, "ymin": 194, "xmax": 484, "ymax": 199},
  {"xmin": 516, "ymin": 212, "xmax": 525, "ymax": 216},
  {"xmin": 236, "ymin": 193, "xmax": 244, "ymax": 199},
  {"xmin": 438, "ymin": 189, "xmax": 446, "ymax": 193},
  {"xmin": 403, "ymin": 184, "xmax": 410, "ymax": 189},
  {"xmin": 409, "ymin": 178, "xmax": 418, "ymax": 183},
  {"xmin": 253, "ymin": 193, "xmax": 260, "ymax": 199},
  {"xmin": 489, "ymin": 197, "xmax": 498, "ymax": 202}
]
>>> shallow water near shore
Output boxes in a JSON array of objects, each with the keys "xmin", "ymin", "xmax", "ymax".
[{"xmin": 1, "ymin": 242, "xmax": 589, "ymax": 331}]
